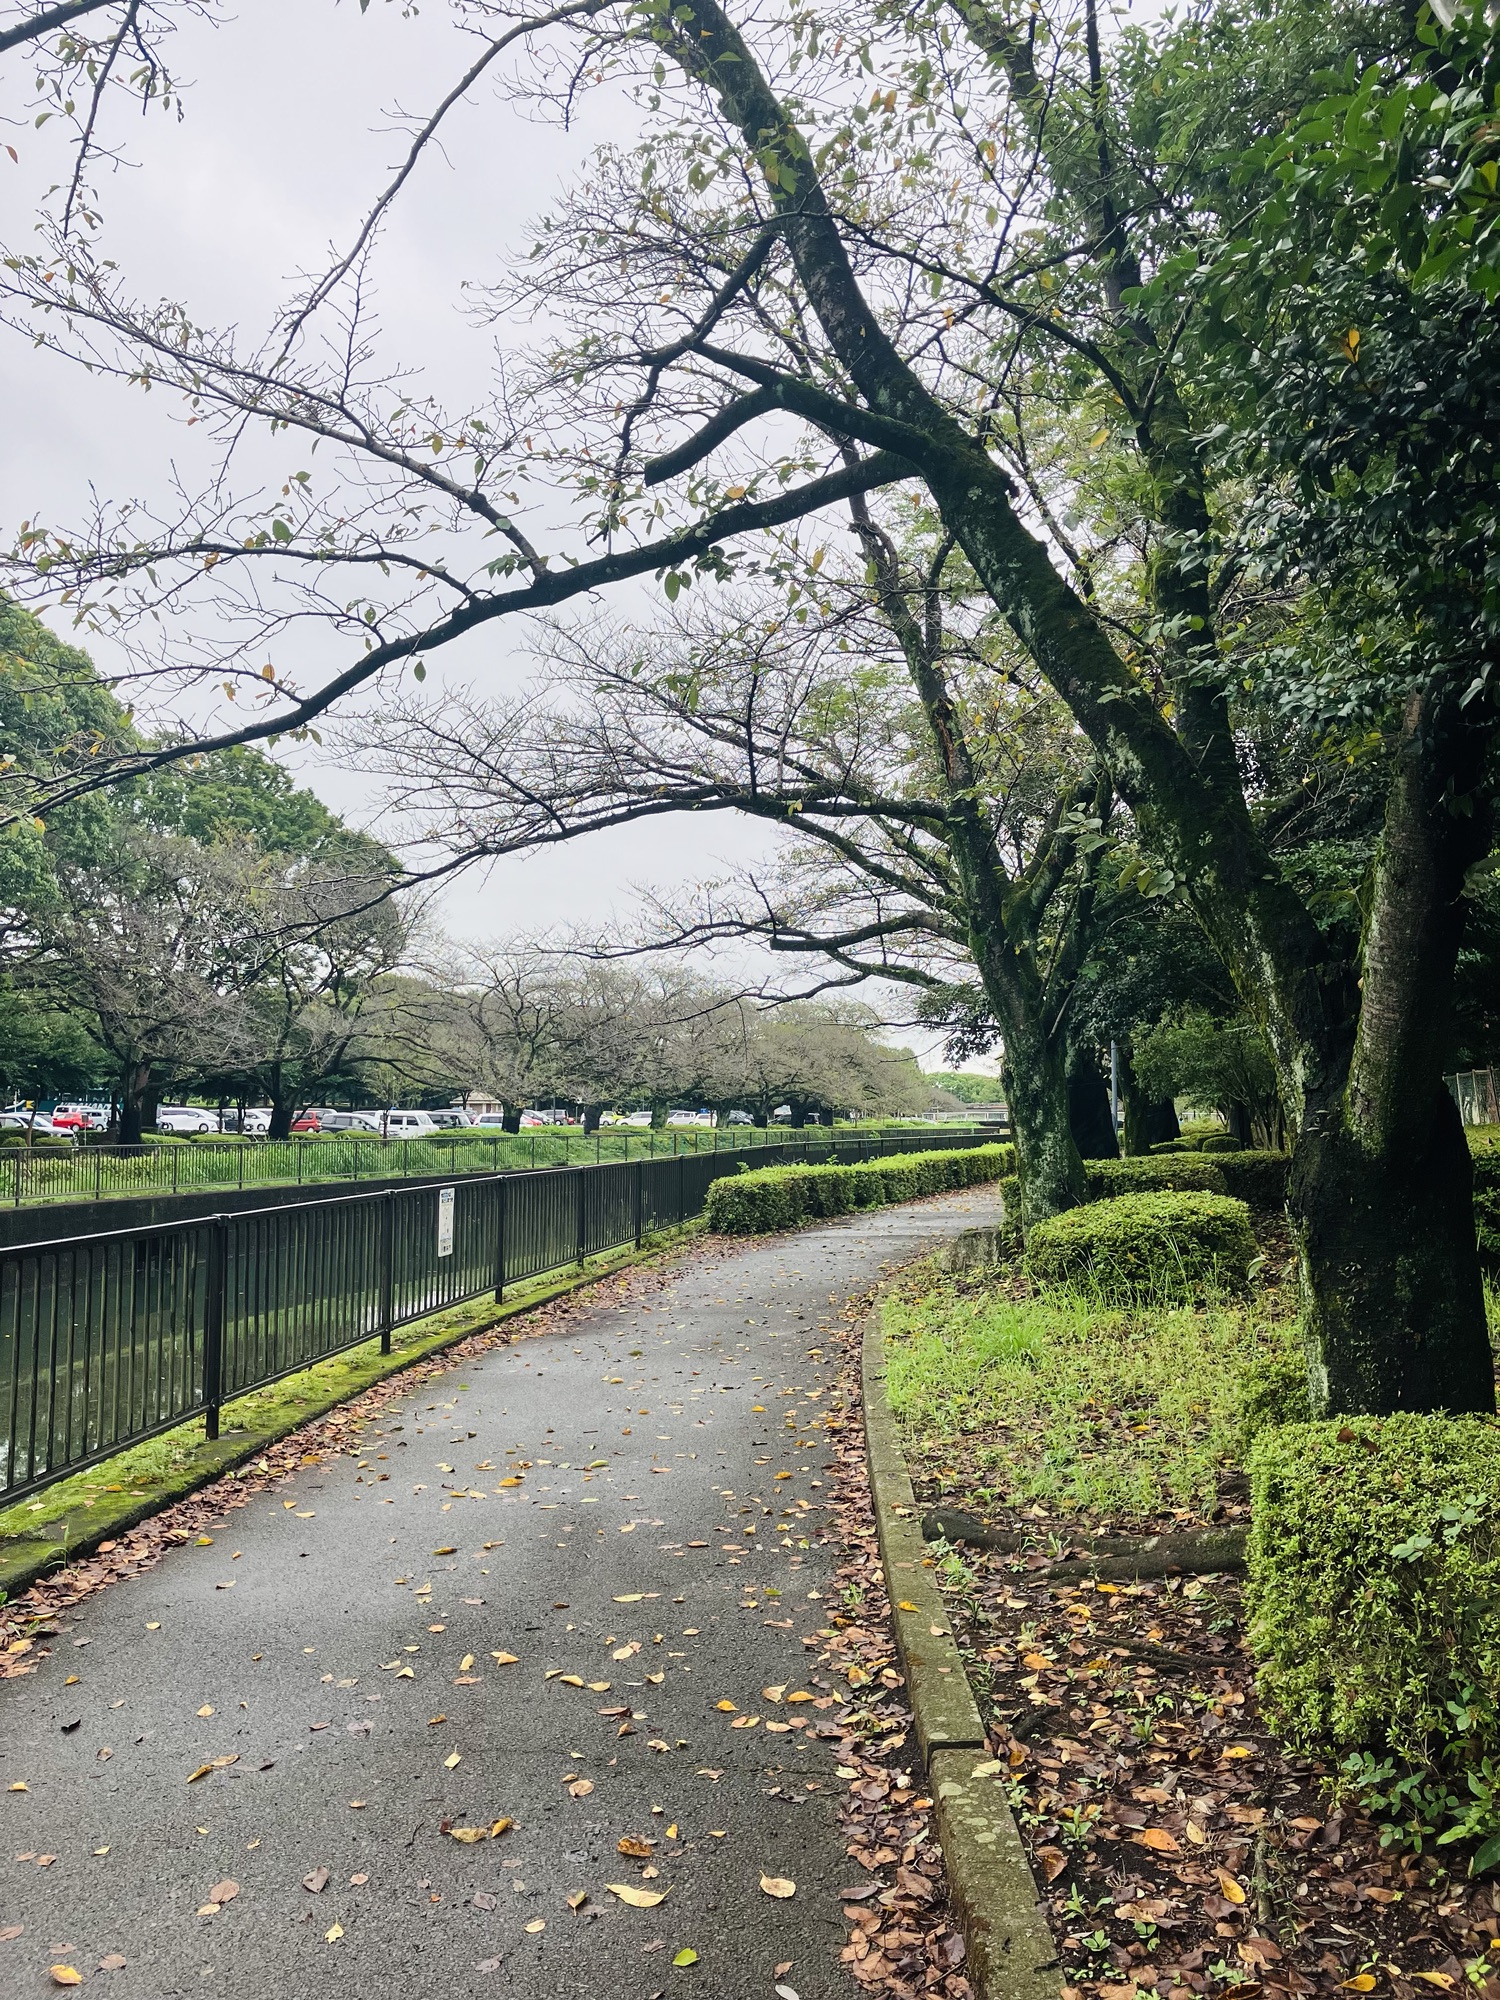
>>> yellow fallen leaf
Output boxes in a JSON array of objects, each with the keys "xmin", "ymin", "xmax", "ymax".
[
  {"xmin": 490, "ymin": 1817, "xmax": 513, "ymax": 1838},
  {"xmin": 145, "ymin": 1622, "xmax": 161, "ymax": 1630},
  {"xmin": 558, "ymin": 1674, "xmax": 585, "ymax": 1688},
  {"xmin": 785, "ymin": 1691, "xmax": 814, "ymax": 1703},
  {"xmin": 444, "ymin": 1752, "xmax": 462, "ymax": 1769},
  {"xmin": 195, "ymin": 1535, "xmax": 214, "ymax": 1546},
  {"xmin": 49, "ymin": 1968, "xmax": 83, "ymax": 1987},
  {"xmin": 589, "ymin": 1681, "xmax": 612, "ymax": 1693},
  {"xmin": 1021, "ymin": 1653, "xmax": 1052, "ymax": 1671},
  {"xmin": 674, "ymin": 1948, "xmax": 699, "ymax": 1966},
  {"xmin": 760, "ymin": 1875, "xmax": 796, "ymax": 1899},
  {"xmin": 715, "ymin": 1700, "xmax": 737, "ymax": 1713},
  {"xmin": 666, "ymin": 1824, "xmax": 679, "ymax": 1840},
  {"xmin": 186, "ymin": 1765, "xmax": 214, "ymax": 1784},
  {"xmin": 196, "ymin": 1705, "xmax": 214, "ymax": 1718},
  {"xmin": 567, "ymin": 1891, "xmax": 587, "ymax": 1910},
  {"xmin": 1186, "ymin": 1820, "xmax": 1207, "ymax": 1845},
  {"xmin": 1413, "ymin": 1978, "xmax": 1455, "ymax": 1992},
  {"xmin": 1135, "ymin": 1829, "xmax": 1180, "ymax": 1853},
  {"xmin": 607, "ymin": 1883, "xmax": 669, "ymax": 1908},
  {"xmin": 325, "ymin": 1922, "xmax": 344, "ymax": 1943},
  {"xmin": 498, "ymin": 1476, "xmax": 522, "ymax": 1487},
  {"xmin": 432, "ymin": 1546, "xmax": 457, "ymax": 1555},
  {"xmin": 449, "ymin": 1827, "xmax": 487, "ymax": 1843},
  {"xmin": 614, "ymin": 1593, "xmax": 644, "ymax": 1603},
  {"xmin": 459, "ymin": 1655, "xmax": 474, "ymax": 1673},
  {"xmin": 7, "ymin": 1782, "xmax": 27, "ymax": 1792},
  {"xmin": 1222, "ymin": 1745, "xmax": 1252, "ymax": 1759},
  {"xmin": 1339, "ymin": 1979, "xmax": 1377, "ymax": 1993},
  {"xmin": 525, "ymin": 1918, "xmax": 546, "ymax": 1933},
  {"xmin": 1217, "ymin": 1870, "xmax": 1246, "ymax": 1904},
  {"xmin": 618, "ymin": 1835, "xmax": 655, "ymax": 1858},
  {"xmin": 491, "ymin": 1651, "xmax": 519, "ymax": 1665}
]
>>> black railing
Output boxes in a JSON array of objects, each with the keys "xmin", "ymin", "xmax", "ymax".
[{"xmin": 0, "ymin": 1131, "xmax": 989, "ymax": 1504}]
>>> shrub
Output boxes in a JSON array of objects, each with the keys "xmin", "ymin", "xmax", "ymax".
[
  {"xmin": 1473, "ymin": 1137, "xmax": 1500, "ymax": 1269},
  {"xmin": 704, "ymin": 1143, "xmax": 1009, "ymax": 1234},
  {"xmin": 1086, "ymin": 1154, "xmax": 1227, "ymax": 1198},
  {"xmin": 1211, "ymin": 1150, "xmax": 1292, "ymax": 1211},
  {"xmin": 1024, "ymin": 1191, "xmax": 1256, "ymax": 1302},
  {"xmin": 1149, "ymin": 1138, "xmax": 1198, "ymax": 1153},
  {"xmin": 999, "ymin": 1173, "xmax": 1021, "ymax": 1240},
  {"xmin": 1199, "ymin": 1133, "xmax": 1244, "ymax": 1153},
  {"xmin": 1248, "ymin": 1416, "xmax": 1500, "ymax": 1783},
  {"xmin": 1236, "ymin": 1345, "xmax": 1311, "ymax": 1449}
]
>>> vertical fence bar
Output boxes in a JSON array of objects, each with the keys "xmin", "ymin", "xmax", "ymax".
[
  {"xmin": 379, "ymin": 1190, "xmax": 395, "ymax": 1354},
  {"xmin": 576, "ymin": 1167, "xmax": 587, "ymax": 1268},
  {"xmin": 634, "ymin": 1158, "xmax": 644, "ymax": 1247},
  {"xmin": 493, "ymin": 1177, "xmax": 508, "ymax": 1302},
  {"xmin": 202, "ymin": 1216, "xmax": 228, "ymax": 1442}
]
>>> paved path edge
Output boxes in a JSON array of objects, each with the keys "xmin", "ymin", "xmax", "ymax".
[
  {"xmin": 861, "ymin": 1309, "xmax": 1060, "ymax": 2000},
  {"xmin": 0, "ymin": 1226, "xmax": 699, "ymax": 1602}
]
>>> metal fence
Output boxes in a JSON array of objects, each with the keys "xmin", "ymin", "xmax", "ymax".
[
  {"xmin": 0, "ymin": 1119, "xmax": 975, "ymax": 1208},
  {"xmin": 1447, "ymin": 1069, "xmax": 1500, "ymax": 1129},
  {"xmin": 0, "ymin": 1130, "xmax": 994, "ymax": 1505}
]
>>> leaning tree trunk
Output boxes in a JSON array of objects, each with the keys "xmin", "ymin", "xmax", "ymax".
[
  {"xmin": 268, "ymin": 1075, "xmax": 297, "ymax": 1141},
  {"xmin": 117, "ymin": 1062, "xmax": 150, "ymax": 1147},
  {"xmin": 1067, "ymin": 1044, "xmax": 1119, "ymax": 1160},
  {"xmin": 1288, "ymin": 692, "xmax": 1496, "ymax": 1416}
]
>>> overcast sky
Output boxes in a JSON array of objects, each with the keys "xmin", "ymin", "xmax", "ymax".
[{"xmin": 0, "ymin": 0, "xmax": 980, "ymax": 1068}]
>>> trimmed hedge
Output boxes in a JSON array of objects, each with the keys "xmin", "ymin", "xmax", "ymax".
[
  {"xmin": 1474, "ymin": 1138, "xmax": 1499, "ymax": 1269},
  {"xmin": 1024, "ymin": 1190, "xmax": 1257, "ymax": 1301},
  {"xmin": 1199, "ymin": 1133, "xmax": 1244, "ymax": 1153},
  {"xmin": 1248, "ymin": 1416, "xmax": 1500, "ymax": 1771},
  {"xmin": 1086, "ymin": 1154, "xmax": 1228, "ymax": 1198},
  {"xmin": 1210, "ymin": 1149, "xmax": 1291, "ymax": 1210},
  {"xmin": 703, "ymin": 1143, "xmax": 1011, "ymax": 1235}
]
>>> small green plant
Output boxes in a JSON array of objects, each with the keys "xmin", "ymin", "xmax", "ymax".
[
  {"xmin": 1086, "ymin": 1155, "xmax": 1228, "ymax": 1198},
  {"xmin": 703, "ymin": 1142, "xmax": 1011, "ymax": 1233}
]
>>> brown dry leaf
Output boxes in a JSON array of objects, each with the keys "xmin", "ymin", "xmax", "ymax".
[
  {"xmin": 1217, "ymin": 1869, "xmax": 1247, "ymax": 1905},
  {"xmin": 567, "ymin": 1780, "xmax": 594, "ymax": 1800},
  {"xmin": 618, "ymin": 1835, "xmax": 655, "ymax": 1859},
  {"xmin": 49, "ymin": 1968, "xmax": 83, "ymax": 1987},
  {"xmin": 490, "ymin": 1651, "xmax": 519, "ymax": 1666},
  {"xmin": 760, "ymin": 1875, "xmax": 797, "ymax": 1899},
  {"xmin": 558, "ymin": 1674, "xmax": 585, "ymax": 1688},
  {"xmin": 207, "ymin": 1880, "xmax": 239, "ymax": 1905},
  {"xmin": 185, "ymin": 1764, "xmax": 214, "ymax": 1784},
  {"xmin": 0, "ymin": 1925, "xmax": 23, "ymax": 1942},
  {"xmin": 98, "ymin": 1954, "xmax": 127, "ymax": 1971},
  {"xmin": 567, "ymin": 1892, "xmax": 588, "ymax": 1910},
  {"xmin": 1134, "ymin": 1828, "xmax": 1180, "ymax": 1854},
  {"xmin": 606, "ymin": 1883, "xmax": 669, "ymax": 1908},
  {"xmin": 1035, "ymin": 1846, "xmax": 1068, "ymax": 1884},
  {"xmin": 303, "ymin": 1867, "xmax": 330, "ymax": 1893}
]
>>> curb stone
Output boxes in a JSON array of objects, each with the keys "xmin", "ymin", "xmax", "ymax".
[
  {"xmin": 0, "ymin": 1227, "xmax": 699, "ymax": 1603},
  {"xmin": 862, "ymin": 1310, "xmax": 1060, "ymax": 2000}
]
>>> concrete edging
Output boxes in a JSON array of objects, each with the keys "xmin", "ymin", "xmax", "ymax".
[
  {"xmin": 0, "ymin": 1227, "xmax": 700, "ymax": 1602},
  {"xmin": 862, "ymin": 1310, "xmax": 1060, "ymax": 2000}
]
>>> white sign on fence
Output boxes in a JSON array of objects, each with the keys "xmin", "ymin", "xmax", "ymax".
[{"xmin": 437, "ymin": 1185, "xmax": 455, "ymax": 1258}]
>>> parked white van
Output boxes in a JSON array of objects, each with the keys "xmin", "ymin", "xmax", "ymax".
[{"xmin": 355, "ymin": 1109, "xmax": 440, "ymax": 1138}]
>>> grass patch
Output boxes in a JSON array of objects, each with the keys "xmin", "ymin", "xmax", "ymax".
[{"xmin": 881, "ymin": 1265, "xmax": 1299, "ymax": 1524}]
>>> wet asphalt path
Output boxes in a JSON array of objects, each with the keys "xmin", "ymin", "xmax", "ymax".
[{"xmin": 0, "ymin": 1192, "xmax": 992, "ymax": 2000}]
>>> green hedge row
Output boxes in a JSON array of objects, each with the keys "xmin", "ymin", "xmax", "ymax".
[
  {"xmin": 703, "ymin": 1143, "xmax": 1012, "ymax": 1235},
  {"xmin": 1248, "ymin": 1416, "xmax": 1500, "ymax": 1789},
  {"xmin": 1474, "ymin": 1139, "xmax": 1499, "ymax": 1268},
  {"xmin": 1089, "ymin": 1150, "xmax": 1291, "ymax": 1210},
  {"xmin": 1024, "ymin": 1190, "xmax": 1257, "ymax": 1302}
]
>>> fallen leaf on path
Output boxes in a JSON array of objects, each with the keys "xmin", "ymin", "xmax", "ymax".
[
  {"xmin": 432, "ymin": 1546, "xmax": 456, "ymax": 1555},
  {"xmin": 206, "ymin": 1880, "xmax": 239, "ymax": 1906},
  {"xmin": 525, "ymin": 1918, "xmax": 546, "ymax": 1933},
  {"xmin": 49, "ymin": 1968, "xmax": 83, "ymax": 1987},
  {"xmin": 567, "ymin": 1780, "xmax": 594, "ymax": 1799},
  {"xmin": 673, "ymin": 1948, "xmax": 699, "ymax": 1966},
  {"xmin": 98, "ymin": 1954, "xmax": 126, "ymax": 1970},
  {"xmin": 303, "ymin": 1867, "xmax": 330, "ymax": 1893},
  {"xmin": 490, "ymin": 1651, "xmax": 519, "ymax": 1665},
  {"xmin": 444, "ymin": 1751, "xmax": 462, "ymax": 1769},
  {"xmin": 490, "ymin": 1818, "xmax": 514, "ymax": 1837},
  {"xmin": 618, "ymin": 1835, "xmax": 655, "ymax": 1858},
  {"xmin": 607, "ymin": 1883, "xmax": 669, "ymax": 1908},
  {"xmin": 325, "ymin": 1922, "xmax": 343, "ymax": 1943},
  {"xmin": 0, "ymin": 1925, "xmax": 22, "ymax": 1941},
  {"xmin": 449, "ymin": 1827, "xmax": 488, "ymax": 1843},
  {"xmin": 760, "ymin": 1875, "xmax": 797, "ymax": 1899},
  {"xmin": 1413, "ymin": 1976, "xmax": 1456, "ymax": 1991},
  {"xmin": 1217, "ymin": 1869, "xmax": 1246, "ymax": 1904},
  {"xmin": 6, "ymin": 1782, "xmax": 27, "ymax": 1792},
  {"xmin": 1134, "ymin": 1828, "xmax": 1180, "ymax": 1854},
  {"xmin": 1339, "ymin": 1978, "xmax": 1377, "ymax": 1993},
  {"xmin": 567, "ymin": 1891, "xmax": 587, "ymax": 1910},
  {"xmin": 195, "ymin": 1704, "xmax": 214, "ymax": 1718}
]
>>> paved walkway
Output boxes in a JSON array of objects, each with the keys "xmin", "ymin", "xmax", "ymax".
[{"xmin": 0, "ymin": 1193, "xmax": 991, "ymax": 1999}]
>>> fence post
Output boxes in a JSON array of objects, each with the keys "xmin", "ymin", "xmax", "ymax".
[
  {"xmin": 677, "ymin": 1152, "xmax": 686, "ymax": 1224},
  {"xmin": 12, "ymin": 1150, "xmax": 19, "ymax": 1207},
  {"xmin": 576, "ymin": 1166, "xmax": 587, "ymax": 1268},
  {"xmin": 634, "ymin": 1157, "xmax": 644, "ymax": 1246},
  {"xmin": 379, "ymin": 1190, "xmax": 395, "ymax": 1354},
  {"xmin": 203, "ymin": 1215, "xmax": 228, "ymax": 1442},
  {"xmin": 493, "ymin": 1177, "xmax": 508, "ymax": 1303},
  {"xmin": 94, "ymin": 1146, "xmax": 102, "ymax": 1202}
]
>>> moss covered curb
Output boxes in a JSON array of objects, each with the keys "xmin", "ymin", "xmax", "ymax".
[
  {"xmin": 0, "ymin": 1226, "xmax": 699, "ymax": 1602},
  {"xmin": 861, "ymin": 1311, "xmax": 1059, "ymax": 2000}
]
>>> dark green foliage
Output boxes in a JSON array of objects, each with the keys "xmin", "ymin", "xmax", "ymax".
[
  {"xmin": 703, "ymin": 1144, "xmax": 1009, "ymax": 1234},
  {"xmin": 1086, "ymin": 1155, "xmax": 1228, "ymax": 1198},
  {"xmin": 1473, "ymin": 1137, "xmax": 1500, "ymax": 1269},
  {"xmin": 1248, "ymin": 1417, "xmax": 1500, "ymax": 1777},
  {"xmin": 1200, "ymin": 1134, "xmax": 1244, "ymax": 1153},
  {"xmin": 1024, "ymin": 1191, "xmax": 1256, "ymax": 1302},
  {"xmin": 1212, "ymin": 1150, "xmax": 1292, "ymax": 1211},
  {"xmin": 999, "ymin": 1172, "xmax": 1021, "ymax": 1240},
  {"xmin": 1237, "ymin": 1344, "xmax": 1313, "ymax": 1451}
]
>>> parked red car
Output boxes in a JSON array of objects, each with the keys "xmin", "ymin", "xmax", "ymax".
[{"xmin": 290, "ymin": 1112, "xmax": 320, "ymax": 1133}]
